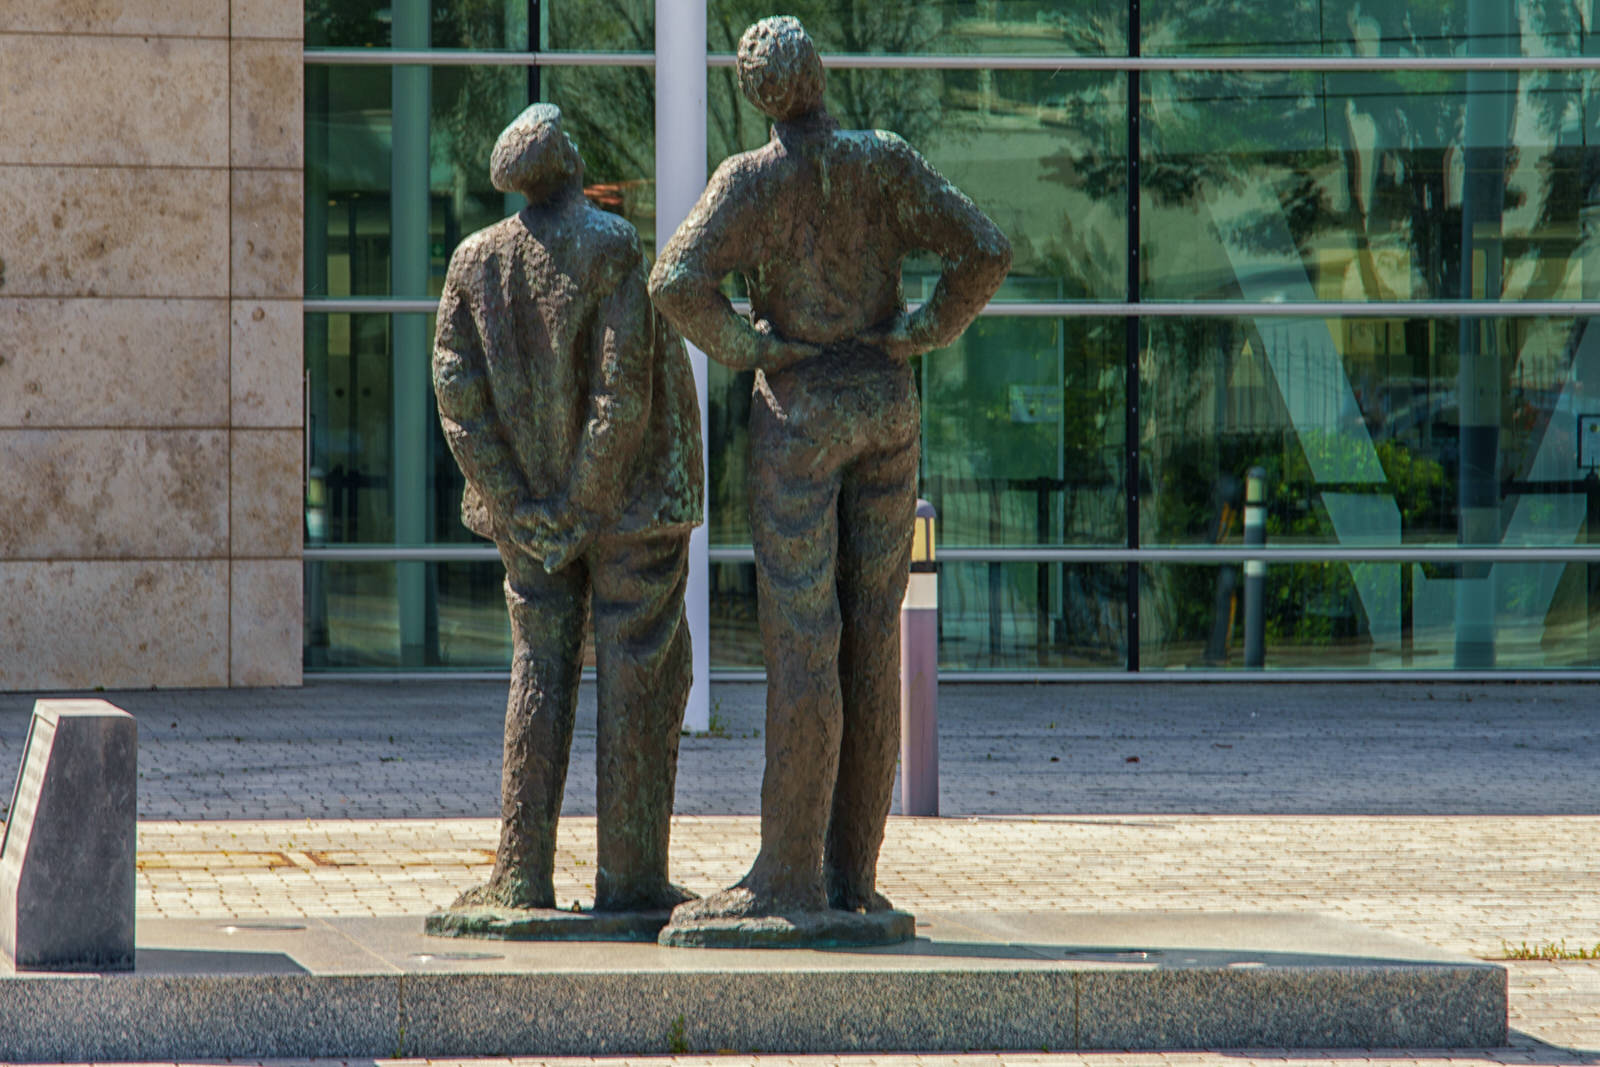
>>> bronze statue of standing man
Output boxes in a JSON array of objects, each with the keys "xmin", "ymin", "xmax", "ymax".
[
  {"xmin": 651, "ymin": 17, "xmax": 1011, "ymax": 947},
  {"xmin": 427, "ymin": 104, "xmax": 703, "ymax": 940}
]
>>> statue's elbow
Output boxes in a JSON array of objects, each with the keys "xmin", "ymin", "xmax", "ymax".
[
  {"xmin": 972, "ymin": 231, "xmax": 1013, "ymax": 294},
  {"xmin": 646, "ymin": 261, "xmax": 685, "ymax": 312},
  {"xmin": 982, "ymin": 229, "xmax": 1013, "ymax": 276}
]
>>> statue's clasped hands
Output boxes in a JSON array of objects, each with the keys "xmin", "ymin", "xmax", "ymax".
[{"xmin": 510, "ymin": 497, "xmax": 596, "ymax": 574}]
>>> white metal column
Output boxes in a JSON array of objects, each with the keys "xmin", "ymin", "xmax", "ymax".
[{"xmin": 656, "ymin": 0, "xmax": 710, "ymax": 730}]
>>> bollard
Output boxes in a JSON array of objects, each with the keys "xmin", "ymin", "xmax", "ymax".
[
  {"xmin": 1243, "ymin": 466, "xmax": 1266, "ymax": 669},
  {"xmin": 900, "ymin": 499, "xmax": 939, "ymax": 816},
  {"xmin": 1, "ymin": 700, "xmax": 137, "ymax": 970}
]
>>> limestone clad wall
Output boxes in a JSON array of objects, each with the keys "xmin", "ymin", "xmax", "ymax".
[{"xmin": 0, "ymin": 1, "xmax": 304, "ymax": 689}]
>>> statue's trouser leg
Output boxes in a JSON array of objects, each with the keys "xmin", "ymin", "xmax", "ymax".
[
  {"xmin": 826, "ymin": 436, "xmax": 919, "ymax": 910},
  {"xmin": 746, "ymin": 421, "xmax": 847, "ymax": 912},
  {"xmin": 491, "ymin": 543, "xmax": 589, "ymax": 909},
  {"xmin": 589, "ymin": 532, "xmax": 694, "ymax": 911}
]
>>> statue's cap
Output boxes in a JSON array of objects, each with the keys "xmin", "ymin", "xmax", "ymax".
[
  {"xmin": 737, "ymin": 16, "xmax": 825, "ymax": 121},
  {"xmin": 490, "ymin": 103, "xmax": 578, "ymax": 197}
]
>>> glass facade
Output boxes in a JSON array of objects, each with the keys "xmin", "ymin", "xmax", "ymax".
[{"xmin": 305, "ymin": 1, "xmax": 1600, "ymax": 675}]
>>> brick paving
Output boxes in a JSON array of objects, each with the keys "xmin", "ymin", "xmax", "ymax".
[{"xmin": 1, "ymin": 680, "xmax": 1597, "ymax": 1064}]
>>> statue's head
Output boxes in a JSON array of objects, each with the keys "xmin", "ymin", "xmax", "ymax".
[
  {"xmin": 490, "ymin": 103, "xmax": 583, "ymax": 203},
  {"xmin": 737, "ymin": 16, "xmax": 825, "ymax": 122}
]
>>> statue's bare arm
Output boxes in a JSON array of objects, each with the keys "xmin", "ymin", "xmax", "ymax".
[
  {"xmin": 871, "ymin": 137, "xmax": 1013, "ymax": 357},
  {"xmin": 432, "ymin": 265, "xmax": 551, "ymax": 549},
  {"xmin": 649, "ymin": 161, "xmax": 819, "ymax": 373}
]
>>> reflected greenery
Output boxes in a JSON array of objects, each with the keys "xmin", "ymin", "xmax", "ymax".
[
  {"xmin": 306, "ymin": 0, "xmax": 531, "ymax": 49},
  {"xmin": 708, "ymin": 0, "xmax": 1126, "ymax": 56},
  {"xmin": 1142, "ymin": 65, "xmax": 1600, "ymax": 303},
  {"xmin": 1143, "ymin": 0, "xmax": 1593, "ymax": 57}
]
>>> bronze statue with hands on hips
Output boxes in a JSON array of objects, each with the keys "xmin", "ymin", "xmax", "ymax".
[{"xmin": 649, "ymin": 15, "xmax": 1012, "ymax": 947}]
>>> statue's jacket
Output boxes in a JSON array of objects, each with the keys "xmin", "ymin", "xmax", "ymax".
[{"xmin": 433, "ymin": 201, "xmax": 703, "ymax": 549}]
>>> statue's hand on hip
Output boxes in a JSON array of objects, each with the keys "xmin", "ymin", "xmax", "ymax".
[
  {"xmin": 754, "ymin": 318, "xmax": 823, "ymax": 373},
  {"xmin": 860, "ymin": 312, "xmax": 930, "ymax": 361}
]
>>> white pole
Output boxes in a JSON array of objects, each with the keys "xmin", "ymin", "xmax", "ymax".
[{"xmin": 656, "ymin": 0, "xmax": 710, "ymax": 731}]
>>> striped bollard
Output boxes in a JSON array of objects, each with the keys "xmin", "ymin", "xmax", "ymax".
[
  {"xmin": 900, "ymin": 499, "xmax": 939, "ymax": 816},
  {"xmin": 1243, "ymin": 466, "xmax": 1267, "ymax": 669}
]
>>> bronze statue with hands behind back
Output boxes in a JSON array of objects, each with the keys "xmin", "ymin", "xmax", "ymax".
[{"xmin": 426, "ymin": 103, "xmax": 704, "ymax": 941}]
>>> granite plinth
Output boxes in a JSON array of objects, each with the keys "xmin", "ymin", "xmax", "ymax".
[
  {"xmin": 424, "ymin": 905, "xmax": 672, "ymax": 941},
  {"xmin": 659, "ymin": 906, "xmax": 915, "ymax": 948},
  {"xmin": 0, "ymin": 699, "xmax": 137, "ymax": 971},
  {"xmin": 0, "ymin": 912, "xmax": 1505, "ymax": 1059}
]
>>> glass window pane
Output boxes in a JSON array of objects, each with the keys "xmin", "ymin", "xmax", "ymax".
[
  {"xmin": 706, "ymin": 363, "xmax": 757, "ymax": 546},
  {"xmin": 431, "ymin": 560, "xmax": 514, "ymax": 667},
  {"xmin": 306, "ymin": 312, "xmax": 400, "ymax": 545},
  {"xmin": 710, "ymin": 560, "xmax": 762, "ymax": 669},
  {"xmin": 1139, "ymin": 559, "xmax": 1600, "ymax": 671},
  {"xmin": 306, "ymin": 560, "xmax": 604, "ymax": 669},
  {"xmin": 306, "ymin": 0, "xmax": 532, "ymax": 49},
  {"xmin": 710, "ymin": 67, "xmax": 1127, "ymax": 302},
  {"xmin": 545, "ymin": 0, "xmax": 653, "ymax": 51},
  {"xmin": 1141, "ymin": 313, "xmax": 1600, "ymax": 668},
  {"xmin": 1142, "ymin": 315, "xmax": 1600, "ymax": 548},
  {"xmin": 708, "ymin": 1, "xmax": 1127, "ymax": 55},
  {"xmin": 542, "ymin": 65, "xmax": 659, "ymax": 255},
  {"xmin": 306, "ymin": 64, "xmax": 655, "ymax": 298},
  {"xmin": 1142, "ymin": 69, "xmax": 1597, "ymax": 302},
  {"xmin": 708, "ymin": 561, "xmax": 1130, "ymax": 671},
  {"xmin": 941, "ymin": 561, "xmax": 1128, "ymax": 669},
  {"xmin": 306, "ymin": 312, "xmax": 479, "ymax": 548},
  {"xmin": 923, "ymin": 316, "xmax": 1126, "ymax": 546},
  {"xmin": 304, "ymin": 560, "xmax": 401, "ymax": 668},
  {"xmin": 1142, "ymin": 0, "xmax": 1594, "ymax": 58}
]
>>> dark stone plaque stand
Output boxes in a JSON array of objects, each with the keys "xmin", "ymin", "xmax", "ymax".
[{"xmin": 0, "ymin": 699, "xmax": 137, "ymax": 971}]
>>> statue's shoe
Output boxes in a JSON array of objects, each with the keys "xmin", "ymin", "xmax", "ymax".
[
  {"xmin": 595, "ymin": 880, "xmax": 699, "ymax": 913},
  {"xmin": 658, "ymin": 885, "xmax": 914, "ymax": 949}
]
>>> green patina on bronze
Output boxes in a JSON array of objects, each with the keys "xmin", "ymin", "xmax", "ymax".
[
  {"xmin": 428, "ymin": 103, "xmax": 702, "ymax": 936},
  {"xmin": 650, "ymin": 16, "xmax": 1011, "ymax": 948}
]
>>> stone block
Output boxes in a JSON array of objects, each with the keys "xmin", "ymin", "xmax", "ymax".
[
  {"xmin": 232, "ymin": 169, "xmax": 303, "ymax": 299},
  {"xmin": 0, "ymin": 699, "xmax": 137, "ymax": 970},
  {"xmin": 0, "ymin": 35, "xmax": 227, "ymax": 167},
  {"xmin": 231, "ymin": 559, "xmax": 304, "ymax": 686},
  {"xmin": 0, "ymin": 166, "xmax": 228, "ymax": 298},
  {"xmin": 0, "ymin": 561, "xmax": 229, "ymax": 690},
  {"xmin": 231, "ymin": 39, "xmax": 303, "ymax": 169},
  {"xmin": 0, "ymin": 0, "xmax": 227, "ymax": 36},
  {"xmin": 232, "ymin": 0, "xmax": 305, "ymax": 39},
  {"xmin": 0, "ymin": 297, "xmax": 228, "ymax": 427},
  {"xmin": 0, "ymin": 912, "xmax": 1507, "ymax": 1057},
  {"xmin": 0, "ymin": 429, "xmax": 228, "ymax": 558},
  {"xmin": 231, "ymin": 299, "xmax": 304, "ymax": 427},
  {"xmin": 0, "ymin": 975, "xmax": 399, "ymax": 1061},
  {"xmin": 231, "ymin": 429, "xmax": 304, "ymax": 557}
]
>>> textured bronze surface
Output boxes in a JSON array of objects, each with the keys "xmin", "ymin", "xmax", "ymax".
[
  {"xmin": 430, "ymin": 104, "xmax": 703, "ymax": 935},
  {"xmin": 650, "ymin": 17, "xmax": 1011, "ymax": 947}
]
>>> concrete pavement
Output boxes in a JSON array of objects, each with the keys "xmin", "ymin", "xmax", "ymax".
[
  {"xmin": 0, "ymin": 680, "xmax": 1597, "ymax": 1063},
  {"xmin": 3, "ymin": 681, "xmax": 1598, "ymax": 820}
]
